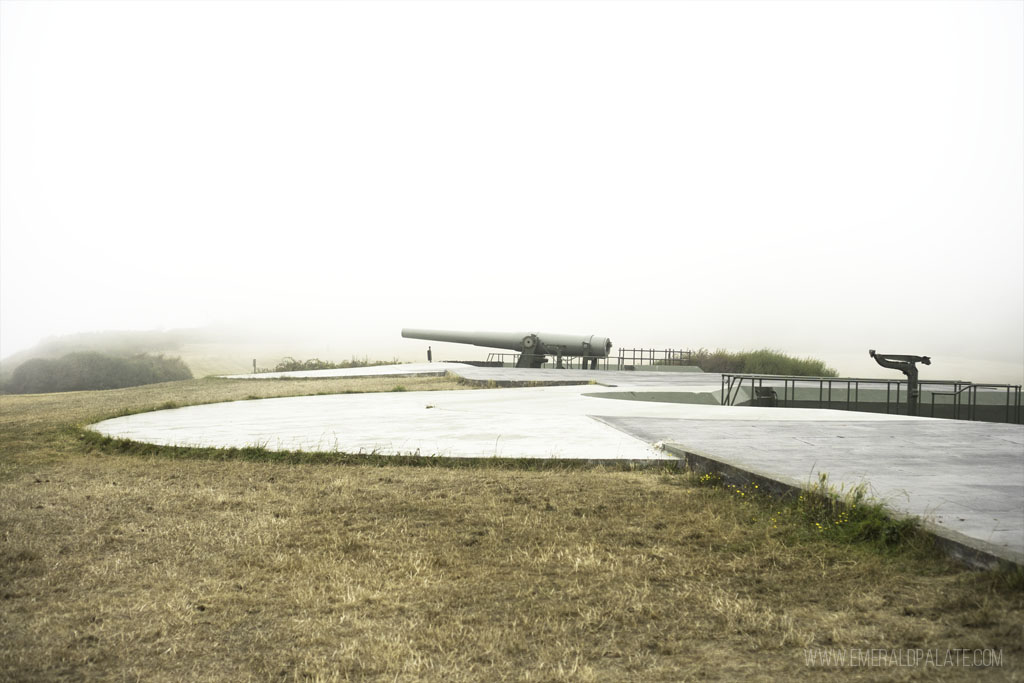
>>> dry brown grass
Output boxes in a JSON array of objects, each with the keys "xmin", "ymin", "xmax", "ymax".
[{"xmin": 1, "ymin": 377, "xmax": 1021, "ymax": 681}]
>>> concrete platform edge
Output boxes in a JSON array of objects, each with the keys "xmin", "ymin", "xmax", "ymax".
[
  {"xmin": 219, "ymin": 371, "xmax": 452, "ymax": 381},
  {"xmin": 447, "ymin": 375, "xmax": 595, "ymax": 389},
  {"xmin": 660, "ymin": 444, "xmax": 1023, "ymax": 572}
]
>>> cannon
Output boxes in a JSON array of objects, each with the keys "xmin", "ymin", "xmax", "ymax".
[{"xmin": 402, "ymin": 328, "xmax": 613, "ymax": 369}]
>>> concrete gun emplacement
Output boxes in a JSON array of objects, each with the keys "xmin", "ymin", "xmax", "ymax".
[{"xmin": 401, "ymin": 328, "xmax": 613, "ymax": 369}]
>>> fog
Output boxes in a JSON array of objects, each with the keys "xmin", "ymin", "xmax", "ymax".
[{"xmin": 2, "ymin": 1, "xmax": 1022, "ymax": 383}]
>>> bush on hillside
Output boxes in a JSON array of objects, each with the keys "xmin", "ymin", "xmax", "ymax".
[
  {"xmin": 689, "ymin": 348, "xmax": 838, "ymax": 377},
  {"xmin": 4, "ymin": 352, "xmax": 193, "ymax": 394}
]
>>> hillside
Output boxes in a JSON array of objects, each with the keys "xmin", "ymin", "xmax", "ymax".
[{"xmin": 0, "ymin": 328, "xmax": 364, "ymax": 381}]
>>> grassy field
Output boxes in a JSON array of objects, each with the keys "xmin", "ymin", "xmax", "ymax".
[{"xmin": 1, "ymin": 377, "xmax": 1021, "ymax": 681}]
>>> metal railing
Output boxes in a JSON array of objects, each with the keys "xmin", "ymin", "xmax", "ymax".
[
  {"xmin": 484, "ymin": 348, "xmax": 696, "ymax": 371},
  {"xmin": 721, "ymin": 373, "xmax": 1022, "ymax": 424},
  {"xmin": 926, "ymin": 382, "xmax": 1024, "ymax": 423},
  {"xmin": 616, "ymin": 348, "xmax": 693, "ymax": 368}
]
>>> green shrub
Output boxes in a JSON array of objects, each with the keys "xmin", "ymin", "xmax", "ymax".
[
  {"xmin": 689, "ymin": 348, "xmax": 838, "ymax": 377},
  {"xmin": 4, "ymin": 352, "xmax": 192, "ymax": 394},
  {"xmin": 257, "ymin": 356, "xmax": 400, "ymax": 373}
]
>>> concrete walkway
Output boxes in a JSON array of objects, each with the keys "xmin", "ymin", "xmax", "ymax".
[{"xmin": 91, "ymin": 364, "xmax": 1023, "ymax": 567}]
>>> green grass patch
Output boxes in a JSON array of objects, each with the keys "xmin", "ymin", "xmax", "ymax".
[{"xmin": 692, "ymin": 470, "xmax": 927, "ymax": 554}]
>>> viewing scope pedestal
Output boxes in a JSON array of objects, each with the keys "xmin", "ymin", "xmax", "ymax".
[{"xmin": 869, "ymin": 349, "xmax": 931, "ymax": 416}]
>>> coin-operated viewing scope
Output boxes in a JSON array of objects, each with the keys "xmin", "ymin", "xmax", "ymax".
[{"xmin": 869, "ymin": 349, "xmax": 932, "ymax": 416}]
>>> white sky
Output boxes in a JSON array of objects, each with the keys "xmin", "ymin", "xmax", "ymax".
[{"xmin": 2, "ymin": 0, "xmax": 1022, "ymax": 382}]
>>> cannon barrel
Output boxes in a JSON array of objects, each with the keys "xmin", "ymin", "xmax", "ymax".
[{"xmin": 401, "ymin": 328, "xmax": 613, "ymax": 358}]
